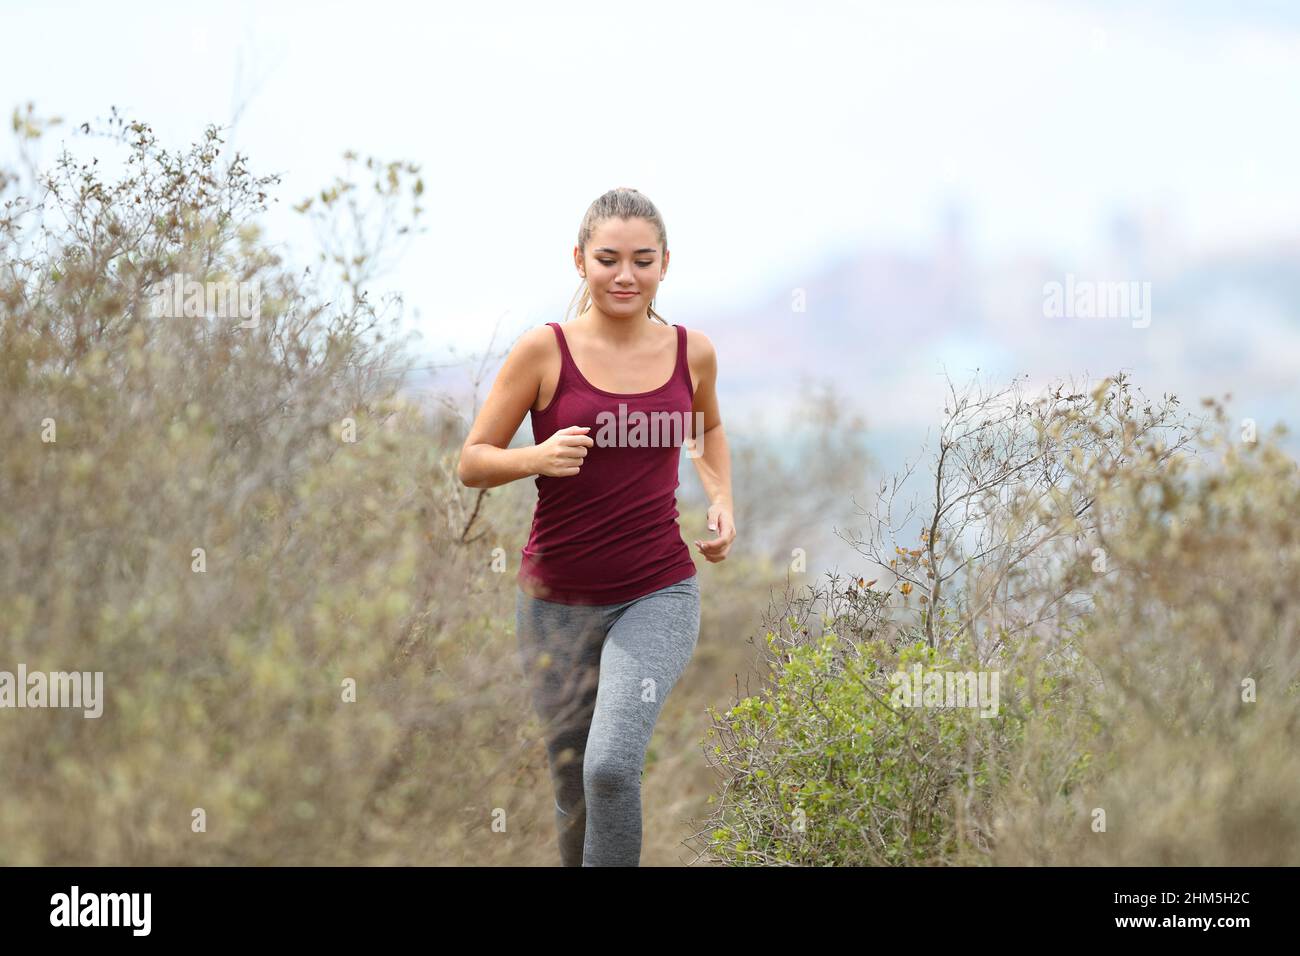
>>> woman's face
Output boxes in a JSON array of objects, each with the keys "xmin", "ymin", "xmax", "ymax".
[{"xmin": 576, "ymin": 216, "xmax": 668, "ymax": 318}]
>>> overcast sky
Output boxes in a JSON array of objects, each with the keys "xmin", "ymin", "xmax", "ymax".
[{"xmin": 4, "ymin": 0, "xmax": 1297, "ymax": 361}]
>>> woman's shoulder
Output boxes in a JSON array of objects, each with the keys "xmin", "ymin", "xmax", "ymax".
[
  {"xmin": 681, "ymin": 325, "xmax": 716, "ymax": 367},
  {"xmin": 502, "ymin": 325, "xmax": 564, "ymax": 378},
  {"xmin": 515, "ymin": 322, "xmax": 562, "ymax": 352}
]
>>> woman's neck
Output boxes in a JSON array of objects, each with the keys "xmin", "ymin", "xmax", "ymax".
[{"xmin": 575, "ymin": 306, "xmax": 659, "ymax": 345}]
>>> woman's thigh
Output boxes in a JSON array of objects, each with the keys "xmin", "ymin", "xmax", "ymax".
[
  {"xmin": 584, "ymin": 575, "xmax": 701, "ymax": 769},
  {"xmin": 514, "ymin": 589, "xmax": 611, "ymax": 735}
]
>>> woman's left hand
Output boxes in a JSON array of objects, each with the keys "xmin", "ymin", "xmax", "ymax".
[{"xmin": 694, "ymin": 501, "xmax": 736, "ymax": 563}]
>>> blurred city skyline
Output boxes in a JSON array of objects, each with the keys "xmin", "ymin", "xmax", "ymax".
[{"xmin": 4, "ymin": 0, "xmax": 1298, "ymax": 356}]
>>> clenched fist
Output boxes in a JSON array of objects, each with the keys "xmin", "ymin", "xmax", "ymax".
[{"xmin": 533, "ymin": 425, "xmax": 593, "ymax": 478}]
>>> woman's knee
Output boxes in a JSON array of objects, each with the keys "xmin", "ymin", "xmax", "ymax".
[{"xmin": 583, "ymin": 750, "xmax": 641, "ymax": 798}]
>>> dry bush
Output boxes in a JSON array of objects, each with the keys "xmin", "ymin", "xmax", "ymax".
[
  {"xmin": 988, "ymin": 398, "xmax": 1300, "ymax": 864},
  {"xmin": 0, "ymin": 108, "xmax": 537, "ymax": 864},
  {"xmin": 691, "ymin": 370, "xmax": 1299, "ymax": 865}
]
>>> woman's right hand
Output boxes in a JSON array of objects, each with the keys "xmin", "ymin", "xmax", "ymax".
[{"xmin": 533, "ymin": 425, "xmax": 593, "ymax": 477}]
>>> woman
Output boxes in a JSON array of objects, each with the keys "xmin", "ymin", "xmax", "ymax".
[{"xmin": 457, "ymin": 187, "xmax": 735, "ymax": 866}]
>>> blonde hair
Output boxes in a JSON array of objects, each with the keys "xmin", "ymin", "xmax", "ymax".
[{"xmin": 563, "ymin": 187, "xmax": 669, "ymax": 325}]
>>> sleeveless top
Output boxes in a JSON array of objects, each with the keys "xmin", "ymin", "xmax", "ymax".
[{"xmin": 517, "ymin": 321, "xmax": 699, "ymax": 605}]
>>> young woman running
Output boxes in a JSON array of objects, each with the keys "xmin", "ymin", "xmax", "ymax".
[{"xmin": 457, "ymin": 187, "xmax": 735, "ymax": 866}]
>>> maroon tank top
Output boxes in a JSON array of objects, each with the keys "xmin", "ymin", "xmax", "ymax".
[{"xmin": 517, "ymin": 321, "xmax": 698, "ymax": 605}]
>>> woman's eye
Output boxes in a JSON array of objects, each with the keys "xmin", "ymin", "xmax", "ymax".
[{"xmin": 597, "ymin": 259, "xmax": 654, "ymax": 267}]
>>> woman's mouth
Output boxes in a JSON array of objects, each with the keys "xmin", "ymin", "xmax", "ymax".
[{"xmin": 611, "ymin": 291, "xmax": 638, "ymax": 299}]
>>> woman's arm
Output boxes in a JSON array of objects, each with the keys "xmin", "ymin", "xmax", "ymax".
[
  {"xmin": 456, "ymin": 328, "xmax": 549, "ymax": 489},
  {"xmin": 685, "ymin": 330, "xmax": 736, "ymax": 562}
]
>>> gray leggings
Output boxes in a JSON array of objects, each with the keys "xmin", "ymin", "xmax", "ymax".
[{"xmin": 514, "ymin": 573, "xmax": 701, "ymax": 866}]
